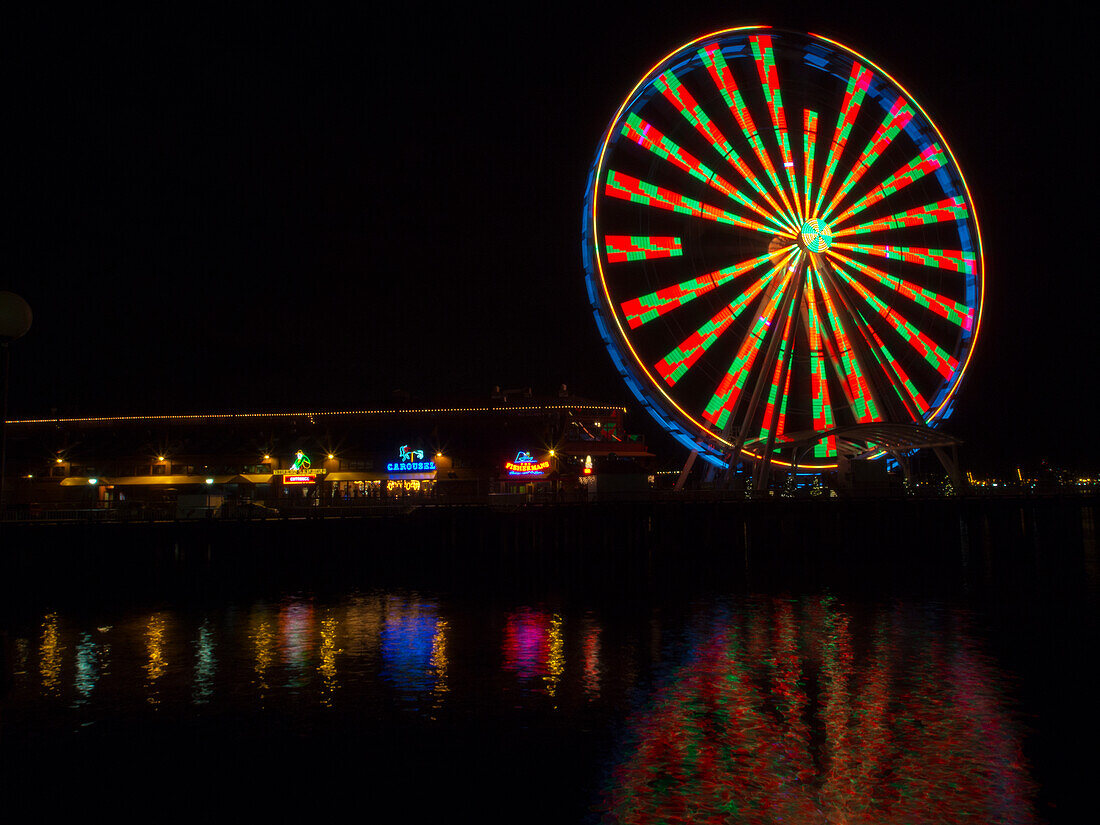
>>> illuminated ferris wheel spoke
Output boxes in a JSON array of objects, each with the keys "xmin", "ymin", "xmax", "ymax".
[
  {"xmin": 832, "ymin": 253, "xmax": 974, "ymax": 329},
  {"xmin": 802, "ymin": 110, "xmax": 818, "ymax": 220},
  {"xmin": 653, "ymin": 70, "xmax": 777, "ymax": 211},
  {"xmin": 813, "ymin": 62, "xmax": 873, "ymax": 217},
  {"xmin": 749, "ymin": 35, "xmax": 804, "ymax": 223},
  {"xmin": 604, "ymin": 235, "xmax": 684, "ymax": 263},
  {"xmin": 619, "ymin": 113, "xmax": 793, "ymax": 233},
  {"xmin": 703, "ymin": 256, "xmax": 800, "ymax": 428},
  {"xmin": 755, "ymin": 291, "xmax": 800, "ymax": 442},
  {"xmin": 605, "ymin": 170, "xmax": 779, "ymax": 234},
  {"xmin": 826, "ymin": 144, "xmax": 947, "ymax": 226},
  {"xmin": 775, "ymin": 364, "xmax": 793, "ymax": 440},
  {"xmin": 819, "ymin": 97, "xmax": 915, "ymax": 219},
  {"xmin": 819, "ymin": 322, "xmax": 864, "ymax": 423},
  {"xmin": 831, "ymin": 197, "xmax": 968, "ymax": 237},
  {"xmin": 748, "ymin": 266, "xmax": 809, "ymax": 468},
  {"xmin": 620, "ymin": 249, "xmax": 786, "ymax": 329},
  {"xmin": 861, "ymin": 312, "xmax": 931, "ymax": 417},
  {"xmin": 828, "ymin": 259, "xmax": 959, "ymax": 379},
  {"xmin": 813, "ymin": 265, "xmax": 880, "ymax": 422},
  {"xmin": 653, "ymin": 251, "xmax": 795, "ymax": 384},
  {"xmin": 656, "ymin": 67, "xmax": 799, "ymax": 232},
  {"xmin": 698, "ymin": 44, "xmax": 800, "ymax": 227},
  {"xmin": 831, "ymin": 241, "xmax": 976, "ymax": 274},
  {"xmin": 804, "ymin": 285, "xmax": 838, "ymax": 457},
  {"xmin": 812, "ymin": 270, "xmax": 862, "ymax": 417},
  {"xmin": 837, "ymin": 284, "xmax": 931, "ymax": 421}
]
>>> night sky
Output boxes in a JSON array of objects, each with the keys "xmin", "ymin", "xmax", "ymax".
[{"xmin": 7, "ymin": 2, "xmax": 1095, "ymax": 472}]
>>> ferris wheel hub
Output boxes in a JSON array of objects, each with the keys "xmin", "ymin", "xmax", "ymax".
[{"xmin": 799, "ymin": 218, "xmax": 833, "ymax": 252}]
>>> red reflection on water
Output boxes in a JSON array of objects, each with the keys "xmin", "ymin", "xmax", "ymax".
[
  {"xmin": 604, "ymin": 597, "xmax": 1038, "ymax": 824},
  {"xmin": 279, "ymin": 600, "xmax": 315, "ymax": 660},
  {"xmin": 583, "ymin": 617, "xmax": 602, "ymax": 700},
  {"xmin": 503, "ymin": 608, "xmax": 551, "ymax": 682}
]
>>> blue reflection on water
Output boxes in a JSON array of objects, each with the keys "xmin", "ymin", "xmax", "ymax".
[
  {"xmin": 72, "ymin": 633, "xmax": 97, "ymax": 706},
  {"xmin": 380, "ymin": 596, "xmax": 440, "ymax": 701},
  {"xmin": 192, "ymin": 620, "xmax": 215, "ymax": 705}
]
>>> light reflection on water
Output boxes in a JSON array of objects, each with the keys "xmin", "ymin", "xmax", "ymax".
[
  {"xmin": 38, "ymin": 612, "xmax": 62, "ymax": 696},
  {"xmin": 143, "ymin": 613, "xmax": 167, "ymax": 706},
  {"xmin": 318, "ymin": 611, "xmax": 339, "ymax": 707},
  {"xmin": 602, "ymin": 596, "xmax": 1039, "ymax": 824},
  {"xmin": 502, "ymin": 607, "xmax": 566, "ymax": 698},
  {"xmin": 381, "ymin": 595, "xmax": 446, "ymax": 703},
  {"xmin": 192, "ymin": 620, "xmax": 215, "ymax": 705},
  {"xmin": 3, "ymin": 591, "xmax": 1039, "ymax": 821}
]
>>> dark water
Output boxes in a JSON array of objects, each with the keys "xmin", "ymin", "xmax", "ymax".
[{"xmin": 1, "ymin": 502, "xmax": 1096, "ymax": 823}]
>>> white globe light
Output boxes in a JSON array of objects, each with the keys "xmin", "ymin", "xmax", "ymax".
[{"xmin": 0, "ymin": 292, "xmax": 32, "ymax": 342}]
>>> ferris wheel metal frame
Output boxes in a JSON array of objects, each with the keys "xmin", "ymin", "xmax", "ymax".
[{"xmin": 582, "ymin": 26, "xmax": 984, "ymax": 478}]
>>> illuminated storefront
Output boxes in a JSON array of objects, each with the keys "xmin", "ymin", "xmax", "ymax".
[
  {"xmin": 276, "ymin": 451, "xmax": 327, "ymax": 497},
  {"xmin": 499, "ymin": 450, "xmax": 556, "ymax": 497},
  {"xmin": 3, "ymin": 400, "xmax": 648, "ymax": 511},
  {"xmin": 385, "ymin": 444, "xmax": 437, "ymax": 497}
]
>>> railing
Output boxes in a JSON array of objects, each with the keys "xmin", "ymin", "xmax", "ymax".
[{"xmin": 2, "ymin": 485, "xmax": 1096, "ymax": 523}]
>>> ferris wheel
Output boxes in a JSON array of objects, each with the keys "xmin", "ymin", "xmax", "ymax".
[{"xmin": 582, "ymin": 27, "xmax": 983, "ymax": 472}]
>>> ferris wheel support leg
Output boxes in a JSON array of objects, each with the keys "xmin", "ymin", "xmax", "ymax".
[
  {"xmin": 675, "ymin": 450, "xmax": 698, "ymax": 491},
  {"xmin": 723, "ymin": 256, "xmax": 810, "ymax": 492},
  {"xmin": 932, "ymin": 446, "xmax": 965, "ymax": 492},
  {"xmin": 890, "ymin": 450, "xmax": 912, "ymax": 487},
  {"xmin": 752, "ymin": 272, "xmax": 808, "ymax": 495}
]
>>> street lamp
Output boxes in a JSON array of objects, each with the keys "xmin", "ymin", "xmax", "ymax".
[{"xmin": 0, "ymin": 291, "xmax": 32, "ymax": 512}]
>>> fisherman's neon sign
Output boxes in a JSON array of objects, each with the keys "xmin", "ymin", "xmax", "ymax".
[{"xmin": 505, "ymin": 451, "xmax": 550, "ymax": 477}]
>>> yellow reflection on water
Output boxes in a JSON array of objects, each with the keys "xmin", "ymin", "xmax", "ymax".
[
  {"xmin": 319, "ymin": 613, "xmax": 340, "ymax": 707},
  {"xmin": 251, "ymin": 613, "xmax": 275, "ymax": 700},
  {"xmin": 430, "ymin": 618, "xmax": 450, "ymax": 710},
  {"xmin": 342, "ymin": 595, "xmax": 383, "ymax": 660},
  {"xmin": 544, "ymin": 615, "xmax": 564, "ymax": 699},
  {"xmin": 39, "ymin": 613, "xmax": 63, "ymax": 696},
  {"xmin": 144, "ymin": 613, "xmax": 167, "ymax": 705}
]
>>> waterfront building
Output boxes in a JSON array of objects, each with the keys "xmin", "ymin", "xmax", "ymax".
[{"xmin": 2, "ymin": 396, "xmax": 652, "ymax": 515}]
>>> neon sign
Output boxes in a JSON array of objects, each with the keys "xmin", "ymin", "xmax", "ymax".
[
  {"xmin": 505, "ymin": 451, "xmax": 551, "ymax": 477},
  {"xmin": 276, "ymin": 450, "xmax": 326, "ymax": 482},
  {"xmin": 387, "ymin": 444, "xmax": 436, "ymax": 473}
]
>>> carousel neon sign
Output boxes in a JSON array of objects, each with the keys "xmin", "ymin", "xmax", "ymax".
[
  {"xmin": 505, "ymin": 451, "xmax": 550, "ymax": 477},
  {"xmin": 387, "ymin": 445, "xmax": 436, "ymax": 473}
]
